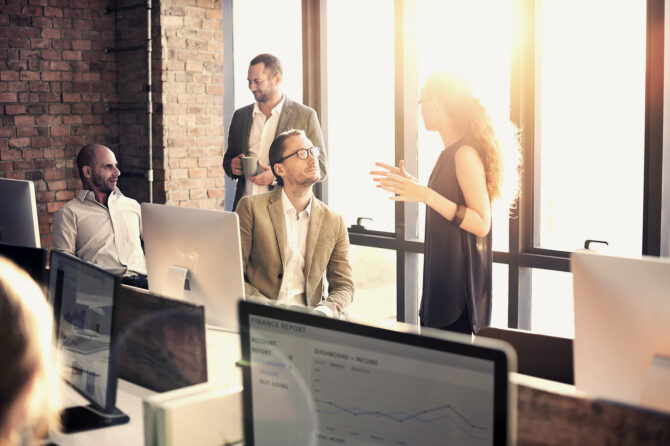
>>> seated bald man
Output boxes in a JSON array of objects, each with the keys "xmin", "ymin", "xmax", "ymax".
[
  {"xmin": 52, "ymin": 144, "xmax": 147, "ymax": 288},
  {"xmin": 235, "ymin": 129, "xmax": 353, "ymax": 318}
]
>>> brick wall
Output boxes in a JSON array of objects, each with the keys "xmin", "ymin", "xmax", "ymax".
[
  {"xmin": 0, "ymin": 0, "xmax": 227, "ymax": 247},
  {"xmin": 0, "ymin": 0, "xmax": 119, "ymax": 247},
  {"xmin": 157, "ymin": 0, "xmax": 225, "ymax": 209}
]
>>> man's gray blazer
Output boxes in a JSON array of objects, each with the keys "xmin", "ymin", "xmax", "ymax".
[{"xmin": 223, "ymin": 97, "xmax": 327, "ymax": 210}]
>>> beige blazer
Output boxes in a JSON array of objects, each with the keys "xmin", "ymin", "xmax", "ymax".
[{"xmin": 236, "ymin": 188, "xmax": 353, "ymax": 318}]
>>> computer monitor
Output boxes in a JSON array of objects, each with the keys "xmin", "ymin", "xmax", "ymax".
[
  {"xmin": 48, "ymin": 250, "xmax": 129, "ymax": 433},
  {"xmin": 0, "ymin": 178, "xmax": 41, "ymax": 247},
  {"xmin": 0, "ymin": 242, "xmax": 48, "ymax": 293},
  {"xmin": 238, "ymin": 300, "xmax": 516, "ymax": 446},
  {"xmin": 572, "ymin": 251, "xmax": 670, "ymax": 413},
  {"xmin": 141, "ymin": 203, "xmax": 245, "ymax": 332},
  {"xmin": 114, "ymin": 284, "xmax": 208, "ymax": 392}
]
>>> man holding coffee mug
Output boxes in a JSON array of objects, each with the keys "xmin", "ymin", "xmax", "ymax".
[
  {"xmin": 236, "ymin": 129, "xmax": 353, "ymax": 319},
  {"xmin": 223, "ymin": 53, "xmax": 327, "ymax": 211}
]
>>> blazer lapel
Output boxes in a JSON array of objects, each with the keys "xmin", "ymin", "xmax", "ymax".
[
  {"xmin": 267, "ymin": 188, "xmax": 287, "ymax": 267},
  {"xmin": 304, "ymin": 198, "xmax": 323, "ymax": 291},
  {"xmin": 241, "ymin": 106, "xmax": 253, "ymax": 155},
  {"xmin": 275, "ymin": 97, "xmax": 294, "ymax": 135}
]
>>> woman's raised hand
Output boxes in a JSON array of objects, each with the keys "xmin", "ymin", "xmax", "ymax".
[
  {"xmin": 370, "ymin": 160, "xmax": 415, "ymax": 181},
  {"xmin": 370, "ymin": 160, "xmax": 430, "ymax": 203}
]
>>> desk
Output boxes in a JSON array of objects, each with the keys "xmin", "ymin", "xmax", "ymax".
[
  {"xmin": 50, "ymin": 329, "xmax": 242, "ymax": 445},
  {"xmin": 50, "ymin": 329, "xmax": 670, "ymax": 445},
  {"xmin": 514, "ymin": 373, "xmax": 670, "ymax": 445}
]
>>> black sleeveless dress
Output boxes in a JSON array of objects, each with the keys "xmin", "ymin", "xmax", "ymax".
[{"xmin": 419, "ymin": 139, "xmax": 492, "ymax": 331}]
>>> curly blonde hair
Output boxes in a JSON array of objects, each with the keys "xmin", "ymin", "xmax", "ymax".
[{"xmin": 422, "ymin": 71, "xmax": 521, "ymax": 206}]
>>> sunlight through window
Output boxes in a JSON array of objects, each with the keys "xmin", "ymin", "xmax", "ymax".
[{"xmin": 536, "ymin": 1, "xmax": 646, "ymax": 255}]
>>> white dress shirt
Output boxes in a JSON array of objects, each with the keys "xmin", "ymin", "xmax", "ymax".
[
  {"xmin": 277, "ymin": 189, "xmax": 332, "ymax": 317},
  {"xmin": 52, "ymin": 189, "xmax": 147, "ymax": 276},
  {"xmin": 277, "ymin": 188, "xmax": 310, "ymax": 305},
  {"xmin": 244, "ymin": 94, "xmax": 286, "ymax": 197}
]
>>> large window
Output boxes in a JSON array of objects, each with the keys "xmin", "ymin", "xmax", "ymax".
[
  {"xmin": 534, "ymin": 1, "xmax": 646, "ymax": 256},
  {"xmin": 290, "ymin": 0, "xmax": 662, "ymax": 335},
  {"xmin": 324, "ymin": 0, "xmax": 395, "ymax": 233},
  {"xmin": 232, "ymin": 0, "xmax": 303, "ymax": 108},
  {"xmin": 519, "ymin": 1, "xmax": 649, "ymax": 335}
]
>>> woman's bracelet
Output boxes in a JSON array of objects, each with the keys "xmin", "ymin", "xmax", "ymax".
[{"xmin": 451, "ymin": 204, "xmax": 466, "ymax": 226}]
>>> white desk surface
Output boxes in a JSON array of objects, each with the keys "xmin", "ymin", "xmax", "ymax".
[{"xmin": 49, "ymin": 328, "xmax": 242, "ymax": 445}]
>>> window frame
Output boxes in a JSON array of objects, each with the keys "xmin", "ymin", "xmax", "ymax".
[{"xmin": 298, "ymin": 0, "xmax": 665, "ymax": 330}]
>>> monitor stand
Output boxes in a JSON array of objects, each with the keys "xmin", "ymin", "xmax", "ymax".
[
  {"xmin": 60, "ymin": 405, "xmax": 129, "ymax": 434},
  {"xmin": 162, "ymin": 265, "xmax": 191, "ymax": 300},
  {"xmin": 640, "ymin": 354, "xmax": 670, "ymax": 413}
]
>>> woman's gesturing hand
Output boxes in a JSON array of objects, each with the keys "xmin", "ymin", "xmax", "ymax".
[{"xmin": 370, "ymin": 160, "xmax": 431, "ymax": 203}]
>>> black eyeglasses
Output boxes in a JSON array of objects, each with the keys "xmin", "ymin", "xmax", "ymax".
[{"xmin": 276, "ymin": 147, "xmax": 320, "ymax": 163}]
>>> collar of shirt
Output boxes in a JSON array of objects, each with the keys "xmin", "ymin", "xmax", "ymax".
[
  {"xmin": 77, "ymin": 188, "xmax": 123, "ymax": 205},
  {"xmin": 281, "ymin": 187, "xmax": 313, "ymax": 219},
  {"xmin": 252, "ymin": 93, "xmax": 286, "ymax": 118}
]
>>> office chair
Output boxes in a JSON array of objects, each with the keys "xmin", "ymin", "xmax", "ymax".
[{"xmin": 476, "ymin": 326, "xmax": 574, "ymax": 385}]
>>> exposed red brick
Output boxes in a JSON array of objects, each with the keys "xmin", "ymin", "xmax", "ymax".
[
  {"xmin": 0, "ymin": 93, "xmax": 18, "ymax": 102},
  {"xmin": 36, "ymin": 191, "xmax": 56, "ymax": 202},
  {"xmin": 44, "ymin": 169, "xmax": 66, "ymax": 181},
  {"xmin": 5, "ymin": 105, "xmax": 26, "ymax": 115},
  {"xmin": 47, "ymin": 201, "xmax": 65, "ymax": 213},
  {"xmin": 56, "ymin": 190, "xmax": 74, "ymax": 201},
  {"xmin": 7, "ymin": 139, "xmax": 29, "ymax": 149},
  {"xmin": 14, "ymin": 115, "xmax": 35, "ymax": 126},
  {"xmin": 17, "ymin": 127, "xmax": 38, "ymax": 137}
]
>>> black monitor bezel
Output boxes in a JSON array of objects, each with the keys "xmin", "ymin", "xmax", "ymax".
[
  {"xmin": 113, "ymin": 284, "xmax": 208, "ymax": 392},
  {"xmin": 238, "ymin": 300, "xmax": 511, "ymax": 446},
  {"xmin": 48, "ymin": 250, "xmax": 123, "ymax": 414},
  {"xmin": 0, "ymin": 242, "xmax": 48, "ymax": 294}
]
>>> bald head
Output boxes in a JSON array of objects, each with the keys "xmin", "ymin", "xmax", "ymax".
[{"xmin": 77, "ymin": 144, "xmax": 109, "ymax": 184}]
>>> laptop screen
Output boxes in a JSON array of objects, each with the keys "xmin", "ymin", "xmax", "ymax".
[{"xmin": 239, "ymin": 301, "xmax": 514, "ymax": 446}]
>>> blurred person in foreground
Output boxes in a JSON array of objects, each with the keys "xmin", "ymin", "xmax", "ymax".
[
  {"xmin": 372, "ymin": 71, "xmax": 521, "ymax": 334},
  {"xmin": 0, "ymin": 257, "xmax": 59, "ymax": 445}
]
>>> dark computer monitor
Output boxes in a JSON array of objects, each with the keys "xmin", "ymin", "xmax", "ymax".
[
  {"xmin": 238, "ymin": 300, "xmax": 516, "ymax": 446},
  {"xmin": 141, "ymin": 203, "xmax": 245, "ymax": 332},
  {"xmin": 114, "ymin": 284, "xmax": 208, "ymax": 392},
  {"xmin": 0, "ymin": 242, "xmax": 48, "ymax": 293},
  {"xmin": 0, "ymin": 178, "xmax": 41, "ymax": 248},
  {"xmin": 48, "ymin": 250, "xmax": 129, "ymax": 433}
]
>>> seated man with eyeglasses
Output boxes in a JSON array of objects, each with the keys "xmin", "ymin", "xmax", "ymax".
[{"xmin": 235, "ymin": 129, "xmax": 354, "ymax": 318}]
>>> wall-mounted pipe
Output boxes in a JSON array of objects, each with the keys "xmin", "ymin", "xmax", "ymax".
[
  {"xmin": 146, "ymin": 0, "xmax": 153, "ymax": 203},
  {"xmin": 104, "ymin": 2, "xmax": 153, "ymax": 203}
]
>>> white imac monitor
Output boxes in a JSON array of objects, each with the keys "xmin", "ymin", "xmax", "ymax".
[
  {"xmin": 572, "ymin": 251, "xmax": 670, "ymax": 412},
  {"xmin": 0, "ymin": 178, "xmax": 40, "ymax": 247},
  {"xmin": 141, "ymin": 203, "xmax": 245, "ymax": 332}
]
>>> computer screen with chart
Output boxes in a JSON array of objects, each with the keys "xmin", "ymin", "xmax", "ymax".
[
  {"xmin": 238, "ymin": 300, "xmax": 515, "ymax": 446},
  {"xmin": 48, "ymin": 250, "xmax": 128, "ymax": 432}
]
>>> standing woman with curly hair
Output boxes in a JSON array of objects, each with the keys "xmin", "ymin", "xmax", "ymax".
[{"xmin": 372, "ymin": 71, "xmax": 520, "ymax": 334}]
